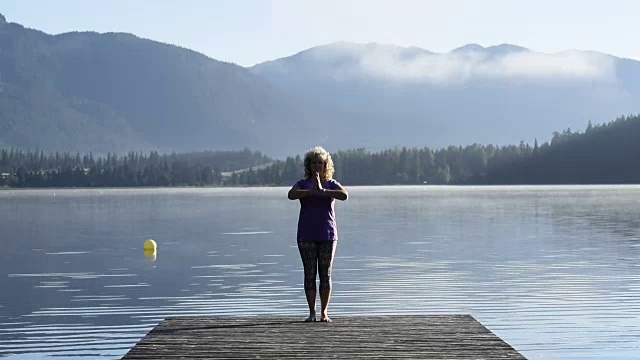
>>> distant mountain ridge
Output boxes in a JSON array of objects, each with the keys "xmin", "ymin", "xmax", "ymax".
[
  {"xmin": 251, "ymin": 41, "xmax": 640, "ymax": 151},
  {"xmin": 1, "ymin": 13, "xmax": 639, "ymax": 157},
  {"xmin": 0, "ymin": 14, "xmax": 318, "ymax": 157}
]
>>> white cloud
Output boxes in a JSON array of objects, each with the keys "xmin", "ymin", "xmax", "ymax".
[
  {"xmin": 496, "ymin": 51, "xmax": 616, "ymax": 80},
  {"xmin": 316, "ymin": 44, "xmax": 617, "ymax": 84}
]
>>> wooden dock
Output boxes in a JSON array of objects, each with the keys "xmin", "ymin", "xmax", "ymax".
[{"xmin": 122, "ymin": 315, "xmax": 527, "ymax": 359}]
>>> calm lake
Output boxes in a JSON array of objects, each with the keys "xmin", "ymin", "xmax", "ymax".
[{"xmin": 1, "ymin": 186, "xmax": 639, "ymax": 359}]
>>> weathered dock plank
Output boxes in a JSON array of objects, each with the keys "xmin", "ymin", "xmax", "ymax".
[{"xmin": 122, "ymin": 315, "xmax": 526, "ymax": 359}]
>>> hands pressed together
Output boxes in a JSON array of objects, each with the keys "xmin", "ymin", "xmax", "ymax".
[
  {"xmin": 287, "ymin": 172, "xmax": 348, "ymax": 201},
  {"xmin": 310, "ymin": 172, "xmax": 326, "ymax": 196}
]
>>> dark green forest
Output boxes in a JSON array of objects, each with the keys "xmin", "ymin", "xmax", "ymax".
[
  {"xmin": 0, "ymin": 149, "xmax": 271, "ymax": 187},
  {"xmin": 1, "ymin": 115, "xmax": 639, "ymax": 188},
  {"xmin": 484, "ymin": 115, "xmax": 640, "ymax": 184},
  {"xmin": 224, "ymin": 115, "xmax": 640, "ymax": 186}
]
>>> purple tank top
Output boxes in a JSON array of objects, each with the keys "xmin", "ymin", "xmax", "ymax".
[{"xmin": 294, "ymin": 178, "xmax": 341, "ymax": 242}]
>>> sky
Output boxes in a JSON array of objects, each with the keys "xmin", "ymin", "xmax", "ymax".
[{"xmin": 2, "ymin": 0, "xmax": 639, "ymax": 67}]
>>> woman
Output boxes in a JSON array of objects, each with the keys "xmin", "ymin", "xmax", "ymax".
[{"xmin": 288, "ymin": 146, "xmax": 348, "ymax": 322}]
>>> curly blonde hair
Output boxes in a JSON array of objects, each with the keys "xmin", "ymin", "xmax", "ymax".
[{"xmin": 303, "ymin": 146, "xmax": 335, "ymax": 180}]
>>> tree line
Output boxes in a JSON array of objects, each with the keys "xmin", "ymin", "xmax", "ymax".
[
  {"xmin": 2, "ymin": 115, "xmax": 638, "ymax": 188},
  {"xmin": 0, "ymin": 148, "xmax": 271, "ymax": 187},
  {"xmin": 228, "ymin": 115, "xmax": 640, "ymax": 186},
  {"xmin": 484, "ymin": 115, "xmax": 640, "ymax": 184}
]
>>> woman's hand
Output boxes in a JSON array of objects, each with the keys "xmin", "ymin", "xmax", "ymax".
[
  {"xmin": 313, "ymin": 172, "xmax": 324, "ymax": 192},
  {"xmin": 288, "ymin": 186, "xmax": 309, "ymax": 200}
]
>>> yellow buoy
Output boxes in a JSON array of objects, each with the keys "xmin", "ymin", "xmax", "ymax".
[{"xmin": 143, "ymin": 239, "xmax": 157, "ymax": 251}]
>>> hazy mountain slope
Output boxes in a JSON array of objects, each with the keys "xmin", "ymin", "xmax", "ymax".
[
  {"xmin": 0, "ymin": 14, "xmax": 317, "ymax": 157},
  {"xmin": 251, "ymin": 42, "xmax": 640, "ymax": 150},
  {"xmin": 0, "ymin": 16, "xmax": 150, "ymax": 153},
  {"xmin": 0, "ymin": 82, "xmax": 149, "ymax": 153},
  {"xmin": 2, "ymin": 10, "xmax": 639, "ymax": 157}
]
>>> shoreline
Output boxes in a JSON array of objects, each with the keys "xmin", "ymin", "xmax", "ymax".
[{"xmin": 2, "ymin": 183, "xmax": 640, "ymax": 191}]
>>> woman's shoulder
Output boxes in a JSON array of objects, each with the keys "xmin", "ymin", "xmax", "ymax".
[{"xmin": 326, "ymin": 178, "xmax": 343, "ymax": 187}]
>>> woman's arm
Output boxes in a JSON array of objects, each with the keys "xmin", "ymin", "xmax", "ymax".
[
  {"xmin": 322, "ymin": 183, "xmax": 348, "ymax": 201},
  {"xmin": 288, "ymin": 185, "xmax": 310, "ymax": 200}
]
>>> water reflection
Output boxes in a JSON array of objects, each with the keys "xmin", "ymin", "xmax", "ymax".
[
  {"xmin": 143, "ymin": 249, "xmax": 156, "ymax": 261},
  {"xmin": 0, "ymin": 186, "xmax": 639, "ymax": 359}
]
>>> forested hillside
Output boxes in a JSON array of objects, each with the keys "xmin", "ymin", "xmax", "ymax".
[
  {"xmin": 483, "ymin": 115, "xmax": 640, "ymax": 184},
  {"xmin": 3, "ymin": 115, "xmax": 638, "ymax": 188},
  {"xmin": 232, "ymin": 115, "xmax": 640, "ymax": 186},
  {"xmin": 0, "ymin": 14, "xmax": 315, "ymax": 157}
]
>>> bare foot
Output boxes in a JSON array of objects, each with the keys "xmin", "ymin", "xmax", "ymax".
[
  {"xmin": 320, "ymin": 314, "xmax": 332, "ymax": 322},
  {"xmin": 304, "ymin": 313, "xmax": 316, "ymax": 322}
]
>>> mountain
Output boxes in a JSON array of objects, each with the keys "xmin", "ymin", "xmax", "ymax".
[
  {"xmin": 2, "ymin": 12, "xmax": 639, "ymax": 158},
  {"xmin": 251, "ymin": 42, "xmax": 640, "ymax": 150},
  {"xmin": 0, "ymin": 14, "xmax": 321, "ymax": 157}
]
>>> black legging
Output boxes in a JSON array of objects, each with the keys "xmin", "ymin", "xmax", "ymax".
[{"xmin": 297, "ymin": 240, "xmax": 337, "ymax": 292}]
